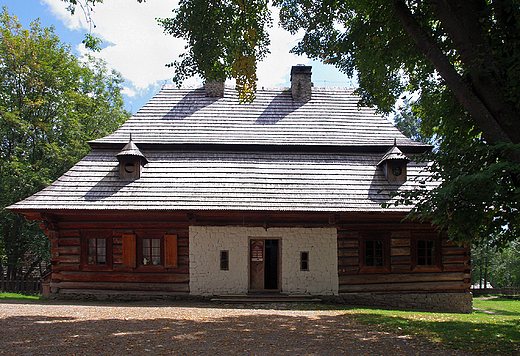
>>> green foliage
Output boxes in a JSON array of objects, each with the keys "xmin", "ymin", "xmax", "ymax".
[
  {"xmin": 473, "ymin": 242, "xmax": 520, "ymax": 288},
  {"xmin": 158, "ymin": 0, "xmax": 271, "ymax": 102},
  {"xmin": 344, "ymin": 298, "xmax": 520, "ymax": 355},
  {"xmin": 0, "ymin": 8, "xmax": 130, "ymax": 277}
]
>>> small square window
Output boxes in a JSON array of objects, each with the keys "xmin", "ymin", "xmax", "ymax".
[
  {"xmin": 220, "ymin": 250, "xmax": 229, "ymax": 271},
  {"xmin": 300, "ymin": 251, "xmax": 309, "ymax": 271},
  {"xmin": 417, "ymin": 240, "xmax": 435, "ymax": 266}
]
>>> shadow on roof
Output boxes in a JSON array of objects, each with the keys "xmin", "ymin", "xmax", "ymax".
[
  {"xmin": 162, "ymin": 88, "xmax": 220, "ymax": 120},
  {"xmin": 84, "ymin": 167, "xmax": 134, "ymax": 201},
  {"xmin": 255, "ymin": 90, "xmax": 305, "ymax": 125}
]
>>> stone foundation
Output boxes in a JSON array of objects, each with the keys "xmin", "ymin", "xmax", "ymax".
[
  {"xmin": 325, "ymin": 291, "xmax": 473, "ymax": 313},
  {"xmin": 50, "ymin": 289, "xmax": 201, "ymax": 302}
]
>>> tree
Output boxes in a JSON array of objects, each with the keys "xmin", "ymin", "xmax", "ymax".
[
  {"xmin": 0, "ymin": 8, "xmax": 130, "ymax": 278},
  {"xmin": 274, "ymin": 0, "xmax": 520, "ymax": 245},
  {"xmin": 61, "ymin": 0, "xmax": 520, "ymax": 245}
]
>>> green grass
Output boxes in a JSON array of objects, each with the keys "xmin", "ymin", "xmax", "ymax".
[
  {"xmin": 0, "ymin": 292, "xmax": 42, "ymax": 300},
  {"xmin": 339, "ymin": 297, "xmax": 520, "ymax": 355}
]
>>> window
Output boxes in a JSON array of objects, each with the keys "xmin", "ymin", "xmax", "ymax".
[
  {"xmin": 300, "ymin": 251, "xmax": 309, "ymax": 271},
  {"xmin": 87, "ymin": 238, "xmax": 107, "ymax": 265},
  {"xmin": 412, "ymin": 234, "xmax": 441, "ymax": 271},
  {"xmin": 360, "ymin": 232, "xmax": 390, "ymax": 272},
  {"xmin": 417, "ymin": 240, "xmax": 435, "ymax": 266},
  {"xmin": 82, "ymin": 230, "xmax": 112, "ymax": 271},
  {"xmin": 122, "ymin": 232, "xmax": 177, "ymax": 270},
  {"xmin": 142, "ymin": 238, "xmax": 161, "ymax": 265},
  {"xmin": 365, "ymin": 240, "xmax": 384, "ymax": 267},
  {"xmin": 220, "ymin": 250, "xmax": 229, "ymax": 270}
]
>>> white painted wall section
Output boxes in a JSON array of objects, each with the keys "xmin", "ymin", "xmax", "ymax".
[{"xmin": 189, "ymin": 226, "xmax": 338, "ymax": 296}]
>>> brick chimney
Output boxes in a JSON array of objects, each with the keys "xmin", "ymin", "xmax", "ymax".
[
  {"xmin": 291, "ymin": 65, "xmax": 312, "ymax": 101},
  {"xmin": 205, "ymin": 80, "xmax": 225, "ymax": 98}
]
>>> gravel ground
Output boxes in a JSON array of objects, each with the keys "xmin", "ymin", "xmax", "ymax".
[{"xmin": 0, "ymin": 300, "xmax": 473, "ymax": 356}]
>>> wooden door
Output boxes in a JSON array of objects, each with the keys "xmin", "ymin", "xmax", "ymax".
[
  {"xmin": 250, "ymin": 239, "xmax": 264, "ymax": 290},
  {"xmin": 250, "ymin": 239, "xmax": 279, "ymax": 291}
]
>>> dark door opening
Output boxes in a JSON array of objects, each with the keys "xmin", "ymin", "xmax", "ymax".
[{"xmin": 250, "ymin": 238, "xmax": 279, "ymax": 291}]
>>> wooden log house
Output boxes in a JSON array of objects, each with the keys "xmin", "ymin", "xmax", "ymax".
[{"xmin": 8, "ymin": 66, "xmax": 472, "ymax": 312}]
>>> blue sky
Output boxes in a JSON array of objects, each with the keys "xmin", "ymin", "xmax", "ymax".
[{"xmin": 2, "ymin": 0, "xmax": 356, "ymax": 113}]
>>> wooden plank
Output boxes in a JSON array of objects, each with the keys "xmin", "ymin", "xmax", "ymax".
[
  {"xmin": 53, "ymin": 272, "xmax": 189, "ymax": 283},
  {"xmin": 339, "ymin": 272, "xmax": 470, "ymax": 285},
  {"xmin": 51, "ymin": 255, "xmax": 80, "ymax": 264},
  {"xmin": 443, "ymin": 264, "xmax": 470, "ymax": 272},
  {"xmin": 338, "ymin": 257, "xmax": 359, "ymax": 267},
  {"xmin": 59, "ymin": 230, "xmax": 80, "ymax": 237},
  {"xmin": 338, "ymin": 250, "xmax": 358, "ymax": 258},
  {"xmin": 58, "ymin": 237, "xmax": 80, "ymax": 246},
  {"xmin": 391, "ymin": 247, "xmax": 410, "ymax": 256},
  {"xmin": 164, "ymin": 234, "xmax": 178, "ymax": 268},
  {"xmin": 391, "ymin": 266, "xmax": 411, "ymax": 273},
  {"xmin": 338, "ymin": 240, "xmax": 359, "ymax": 248},
  {"xmin": 113, "ymin": 237, "xmax": 123, "ymax": 245},
  {"xmin": 113, "ymin": 245, "xmax": 123, "ymax": 255},
  {"xmin": 55, "ymin": 246, "xmax": 81, "ymax": 255},
  {"xmin": 443, "ymin": 255, "xmax": 470, "ymax": 264},
  {"xmin": 56, "ymin": 281, "xmax": 189, "ymax": 292},
  {"xmin": 122, "ymin": 234, "xmax": 136, "ymax": 268},
  {"xmin": 391, "ymin": 231, "xmax": 411, "ymax": 238},
  {"xmin": 391, "ymin": 256, "xmax": 411, "ymax": 265},
  {"xmin": 442, "ymin": 247, "xmax": 468, "ymax": 255},
  {"xmin": 391, "ymin": 238, "xmax": 410, "ymax": 247}
]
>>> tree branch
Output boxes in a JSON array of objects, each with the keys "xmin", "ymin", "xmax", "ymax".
[{"xmin": 393, "ymin": 0, "xmax": 512, "ymax": 145}]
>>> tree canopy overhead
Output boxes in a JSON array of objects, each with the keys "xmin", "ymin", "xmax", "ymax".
[
  {"xmin": 0, "ymin": 7, "xmax": 130, "ymax": 277},
  {"xmin": 56, "ymin": 0, "xmax": 520, "ymax": 245}
]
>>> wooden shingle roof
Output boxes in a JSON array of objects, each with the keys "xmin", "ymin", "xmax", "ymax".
[
  {"xmin": 90, "ymin": 85, "xmax": 429, "ymax": 150},
  {"xmin": 8, "ymin": 85, "xmax": 433, "ymax": 213}
]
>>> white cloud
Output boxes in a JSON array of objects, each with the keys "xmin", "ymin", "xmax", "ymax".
[{"xmin": 43, "ymin": 1, "xmax": 313, "ymax": 96}]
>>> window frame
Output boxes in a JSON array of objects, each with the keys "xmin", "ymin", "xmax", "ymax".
[
  {"xmin": 300, "ymin": 251, "xmax": 309, "ymax": 271},
  {"xmin": 359, "ymin": 232, "xmax": 391, "ymax": 273},
  {"xmin": 137, "ymin": 235, "xmax": 165, "ymax": 271},
  {"xmin": 220, "ymin": 250, "xmax": 229, "ymax": 271},
  {"xmin": 412, "ymin": 234, "xmax": 442, "ymax": 272},
  {"xmin": 81, "ymin": 230, "xmax": 113, "ymax": 271}
]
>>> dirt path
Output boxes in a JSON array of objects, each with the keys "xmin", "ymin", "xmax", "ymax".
[{"xmin": 0, "ymin": 300, "xmax": 473, "ymax": 355}]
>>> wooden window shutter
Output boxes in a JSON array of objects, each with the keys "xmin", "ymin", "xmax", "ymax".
[
  {"xmin": 164, "ymin": 234, "xmax": 178, "ymax": 268},
  {"xmin": 122, "ymin": 234, "xmax": 136, "ymax": 268}
]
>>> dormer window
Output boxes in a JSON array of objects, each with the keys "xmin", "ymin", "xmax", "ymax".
[
  {"xmin": 116, "ymin": 136, "xmax": 148, "ymax": 179},
  {"xmin": 378, "ymin": 141, "xmax": 409, "ymax": 182}
]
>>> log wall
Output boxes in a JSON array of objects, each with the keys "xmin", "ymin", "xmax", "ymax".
[
  {"xmin": 43, "ymin": 219, "xmax": 190, "ymax": 300},
  {"xmin": 337, "ymin": 228, "xmax": 471, "ymax": 293}
]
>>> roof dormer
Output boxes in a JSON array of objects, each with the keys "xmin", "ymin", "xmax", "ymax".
[
  {"xmin": 378, "ymin": 141, "xmax": 410, "ymax": 182},
  {"xmin": 116, "ymin": 136, "xmax": 148, "ymax": 180}
]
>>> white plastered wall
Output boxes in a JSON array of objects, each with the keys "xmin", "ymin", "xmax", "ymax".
[{"xmin": 189, "ymin": 226, "xmax": 338, "ymax": 296}]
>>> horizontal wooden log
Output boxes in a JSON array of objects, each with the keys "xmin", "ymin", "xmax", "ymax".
[
  {"xmin": 177, "ymin": 237, "xmax": 189, "ymax": 247},
  {"xmin": 59, "ymin": 230, "xmax": 80, "ymax": 237},
  {"xmin": 58, "ymin": 237, "xmax": 80, "ymax": 246},
  {"xmin": 391, "ymin": 231, "xmax": 411, "ymax": 238},
  {"xmin": 339, "ymin": 272, "xmax": 470, "ymax": 285},
  {"xmin": 178, "ymin": 247, "xmax": 189, "ymax": 256},
  {"xmin": 54, "ymin": 281, "xmax": 189, "ymax": 292},
  {"xmin": 52, "ymin": 255, "xmax": 80, "ymax": 264},
  {"xmin": 338, "ymin": 231, "xmax": 359, "ymax": 238},
  {"xmin": 443, "ymin": 255, "xmax": 470, "ymax": 264},
  {"xmin": 443, "ymin": 264, "xmax": 470, "ymax": 272},
  {"xmin": 442, "ymin": 247, "xmax": 468, "ymax": 256},
  {"xmin": 338, "ymin": 250, "xmax": 358, "ymax": 258},
  {"xmin": 391, "ymin": 247, "xmax": 410, "ymax": 257},
  {"xmin": 391, "ymin": 256, "xmax": 411, "ymax": 265},
  {"xmin": 391, "ymin": 266, "xmax": 411, "ymax": 273},
  {"xmin": 339, "ymin": 281, "xmax": 470, "ymax": 293},
  {"xmin": 338, "ymin": 257, "xmax": 359, "ymax": 267},
  {"xmin": 113, "ymin": 237, "xmax": 123, "ymax": 245},
  {"xmin": 391, "ymin": 238, "xmax": 410, "ymax": 247},
  {"xmin": 338, "ymin": 240, "xmax": 359, "ymax": 248},
  {"xmin": 52, "ymin": 264, "xmax": 80, "ymax": 272},
  {"xmin": 339, "ymin": 266, "xmax": 359, "ymax": 274},
  {"xmin": 53, "ymin": 272, "xmax": 189, "ymax": 284},
  {"xmin": 55, "ymin": 246, "xmax": 81, "ymax": 255}
]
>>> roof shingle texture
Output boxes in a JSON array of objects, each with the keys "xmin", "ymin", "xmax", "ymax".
[{"xmin": 9, "ymin": 86, "xmax": 433, "ymax": 212}]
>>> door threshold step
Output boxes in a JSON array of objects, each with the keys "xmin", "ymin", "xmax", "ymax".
[{"xmin": 211, "ymin": 294, "xmax": 322, "ymax": 303}]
